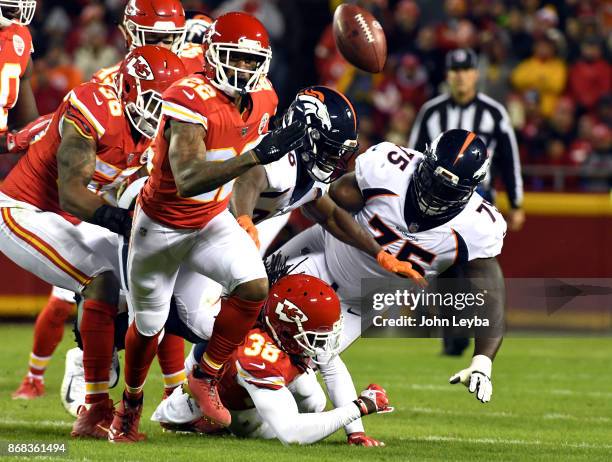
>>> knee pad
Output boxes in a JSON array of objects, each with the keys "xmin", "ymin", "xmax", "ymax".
[
  {"xmin": 297, "ymin": 384, "xmax": 326, "ymax": 413},
  {"xmin": 134, "ymin": 310, "xmax": 166, "ymax": 337}
]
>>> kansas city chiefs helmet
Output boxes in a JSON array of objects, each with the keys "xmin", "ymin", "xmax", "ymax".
[
  {"xmin": 410, "ymin": 128, "xmax": 489, "ymax": 218},
  {"xmin": 204, "ymin": 12, "xmax": 272, "ymax": 96},
  {"xmin": 264, "ymin": 274, "xmax": 342, "ymax": 365},
  {"xmin": 0, "ymin": 0, "xmax": 36, "ymax": 26},
  {"xmin": 115, "ymin": 45, "xmax": 187, "ymax": 138},
  {"xmin": 122, "ymin": 0, "xmax": 186, "ymax": 53}
]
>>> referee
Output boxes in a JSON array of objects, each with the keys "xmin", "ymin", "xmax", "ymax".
[
  {"xmin": 409, "ymin": 48, "xmax": 524, "ymax": 356},
  {"xmin": 409, "ymin": 48, "xmax": 525, "ymax": 231}
]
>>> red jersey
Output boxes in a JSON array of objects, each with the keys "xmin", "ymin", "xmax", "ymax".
[
  {"xmin": 91, "ymin": 43, "xmax": 205, "ymax": 86},
  {"xmin": 218, "ymin": 327, "xmax": 305, "ymax": 411},
  {"xmin": 0, "ymin": 82, "xmax": 147, "ymax": 215},
  {"xmin": 0, "ymin": 23, "xmax": 33, "ymax": 132},
  {"xmin": 140, "ymin": 74, "xmax": 278, "ymax": 228}
]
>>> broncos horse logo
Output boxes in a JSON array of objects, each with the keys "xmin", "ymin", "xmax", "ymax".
[{"xmin": 295, "ymin": 91, "xmax": 332, "ymax": 131}]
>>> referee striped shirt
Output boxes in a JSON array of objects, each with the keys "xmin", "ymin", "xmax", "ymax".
[{"xmin": 408, "ymin": 92, "xmax": 523, "ymax": 208}]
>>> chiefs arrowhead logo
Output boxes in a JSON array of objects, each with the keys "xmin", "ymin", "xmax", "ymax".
[
  {"xmin": 126, "ymin": 55, "xmax": 154, "ymax": 81},
  {"xmin": 275, "ymin": 300, "xmax": 308, "ymax": 324}
]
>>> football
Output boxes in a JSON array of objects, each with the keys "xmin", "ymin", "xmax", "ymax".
[{"xmin": 332, "ymin": 3, "xmax": 387, "ymax": 73}]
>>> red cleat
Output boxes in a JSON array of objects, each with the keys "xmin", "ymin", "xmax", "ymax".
[
  {"xmin": 187, "ymin": 367, "xmax": 231, "ymax": 427},
  {"xmin": 160, "ymin": 416, "xmax": 229, "ymax": 435},
  {"xmin": 12, "ymin": 376, "xmax": 45, "ymax": 400},
  {"xmin": 71, "ymin": 399, "xmax": 114, "ymax": 439},
  {"xmin": 108, "ymin": 397, "xmax": 145, "ymax": 443}
]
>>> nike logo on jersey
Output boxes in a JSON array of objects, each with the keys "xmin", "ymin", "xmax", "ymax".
[
  {"xmin": 93, "ymin": 93, "xmax": 104, "ymax": 106},
  {"xmin": 182, "ymin": 90, "xmax": 195, "ymax": 100},
  {"xmin": 249, "ymin": 362, "xmax": 266, "ymax": 370}
]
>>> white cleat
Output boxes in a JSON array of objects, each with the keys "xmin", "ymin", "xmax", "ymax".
[
  {"xmin": 60, "ymin": 348, "xmax": 120, "ymax": 417},
  {"xmin": 61, "ymin": 347, "xmax": 85, "ymax": 417}
]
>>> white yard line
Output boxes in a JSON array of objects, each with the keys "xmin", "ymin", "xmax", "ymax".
[
  {"xmin": 0, "ymin": 418, "xmax": 72, "ymax": 428},
  {"xmin": 406, "ymin": 406, "xmax": 611, "ymax": 424},
  {"xmin": 398, "ymin": 382, "xmax": 612, "ymax": 399},
  {"xmin": 400, "ymin": 435, "xmax": 612, "ymax": 450}
]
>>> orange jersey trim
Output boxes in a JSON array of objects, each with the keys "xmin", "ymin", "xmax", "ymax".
[{"xmin": 0, "ymin": 208, "xmax": 92, "ymax": 287}]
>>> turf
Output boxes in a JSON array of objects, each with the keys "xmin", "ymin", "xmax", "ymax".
[{"xmin": 0, "ymin": 324, "xmax": 610, "ymax": 461}]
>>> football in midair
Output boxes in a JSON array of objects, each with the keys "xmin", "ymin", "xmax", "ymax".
[{"xmin": 332, "ymin": 3, "xmax": 387, "ymax": 73}]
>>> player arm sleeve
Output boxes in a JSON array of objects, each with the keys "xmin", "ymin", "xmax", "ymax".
[
  {"xmin": 493, "ymin": 108, "xmax": 523, "ymax": 208},
  {"xmin": 243, "ymin": 380, "xmax": 361, "ymax": 445},
  {"xmin": 318, "ymin": 354, "xmax": 365, "ymax": 435}
]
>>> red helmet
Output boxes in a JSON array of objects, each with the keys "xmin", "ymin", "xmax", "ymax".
[
  {"xmin": 0, "ymin": 0, "xmax": 36, "ymax": 26},
  {"xmin": 264, "ymin": 274, "xmax": 342, "ymax": 365},
  {"xmin": 204, "ymin": 12, "xmax": 272, "ymax": 96},
  {"xmin": 123, "ymin": 0, "xmax": 186, "ymax": 53},
  {"xmin": 115, "ymin": 45, "xmax": 187, "ymax": 138}
]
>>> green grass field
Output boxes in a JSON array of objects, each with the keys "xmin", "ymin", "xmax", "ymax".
[{"xmin": 0, "ymin": 324, "xmax": 611, "ymax": 461}]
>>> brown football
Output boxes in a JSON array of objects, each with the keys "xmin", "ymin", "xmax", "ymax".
[{"xmin": 332, "ymin": 3, "xmax": 387, "ymax": 73}]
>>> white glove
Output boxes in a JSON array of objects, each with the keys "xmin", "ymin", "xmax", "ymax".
[{"xmin": 449, "ymin": 354, "xmax": 493, "ymax": 403}]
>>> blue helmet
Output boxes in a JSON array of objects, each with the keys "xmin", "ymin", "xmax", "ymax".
[
  {"xmin": 411, "ymin": 129, "xmax": 489, "ymax": 217},
  {"xmin": 283, "ymin": 86, "xmax": 359, "ymax": 183}
]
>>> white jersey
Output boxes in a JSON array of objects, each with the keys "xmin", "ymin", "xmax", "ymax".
[
  {"xmin": 255, "ymin": 153, "xmax": 328, "ymax": 223},
  {"xmin": 324, "ymin": 142, "xmax": 507, "ymax": 298}
]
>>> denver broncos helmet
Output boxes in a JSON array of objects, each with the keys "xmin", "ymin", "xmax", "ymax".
[
  {"xmin": 283, "ymin": 86, "xmax": 358, "ymax": 183},
  {"xmin": 411, "ymin": 129, "xmax": 489, "ymax": 218}
]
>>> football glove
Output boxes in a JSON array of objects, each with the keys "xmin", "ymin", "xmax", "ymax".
[
  {"xmin": 92, "ymin": 205, "xmax": 133, "ymax": 238},
  {"xmin": 5, "ymin": 113, "xmax": 53, "ymax": 154},
  {"xmin": 354, "ymin": 384, "xmax": 394, "ymax": 416},
  {"xmin": 236, "ymin": 215, "xmax": 260, "ymax": 249},
  {"xmin": 347, "ymin": 432, "xmax": 385, "ymax": 447},
  {"xmin": 251, "ymin": 120, "xmax": 306, "ymax": 165},
  {"xmin": 376, "ymin": 250, "xmax": 427, "ymax": 287},
  {"xmin": 449, "ymin": 354, "xmax": 493, "ymax": 403}
]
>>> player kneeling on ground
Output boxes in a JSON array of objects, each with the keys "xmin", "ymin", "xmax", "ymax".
[{"xmin": 152, "ymin": 274, "xmax": 393, "ymax": 445}]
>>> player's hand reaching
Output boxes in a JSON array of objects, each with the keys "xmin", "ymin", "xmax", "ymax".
[
  {"xmin": 347, "ymin": 432, "xmax": 385, "ymax": 447},
  {"xmin": 354, "ymin": 384, "xmax": 394, "ymax": 415},
  {"xmin": 236, "ymin": 215, "xmax": 260, "ymax": 249},
  {"xmin": 449, "ymin": 354, "xmax": 493, "ymax": 403},
  {"xmin": 376, "ymin": 250, "xmax": 427, "ymax": 287},
  {"xmin": 251, "ymin": 120, "xmax": 306, "ymax": 165},
  {"xmin": 4, "ymin": 113, "xmax": 53, "ymax": 154}
]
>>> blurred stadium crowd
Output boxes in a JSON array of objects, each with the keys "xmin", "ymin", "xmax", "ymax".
[{"xmin": 0, "ymin": 0, "xmax": 610, "ymax": 191}]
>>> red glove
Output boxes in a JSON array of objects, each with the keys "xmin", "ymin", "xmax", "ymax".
[
  {"xmin": 5, "ymin": 113, "xmax": 53, "ymax": 154},
  {"xmin": 354, "ymin": 384, "xmax": 394, "ymax": 416},
  {"xmin": 376, "ymin": 250, "xmax": 427, "ymax": 287},
  {"xmin": 347, "ymin": 432, "xmax": 385, "ymax": 447},
  {"xmin": 237, "ymin": 215, "xmax": 260, "ymax": 249}
]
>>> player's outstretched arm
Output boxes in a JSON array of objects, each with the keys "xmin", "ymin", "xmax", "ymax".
[
  {"xmin": 448, "ymin": 257, "xmax": 505, "ymax": 403},
  {"xmin": 304, "ymin": 194, "xmax": 380, "ymax": 257},
  {"xmin": 57, "ymin": 123, "xmax": 132, "ymax": 237},
  {"xmin": 8, "ymin": 58, "xmax": 39, "ymax": 130},
  {"xmin": 327, "ymin": 172, "xmax": 426, "ymax": 285},
  {"xmin": 168, "ymin": 120, "xmax": 305, "ymax": 198},
  {"xmin": 230, "ymin": 165, "xmax": 270, "ymax": 248},
  {"xmin": 167, "ymin": 120, "xmax": 257, "ymax": 197},
  {"xmin": 244, "ymin": 379, "xmax": 391, "ymax": 445}
]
